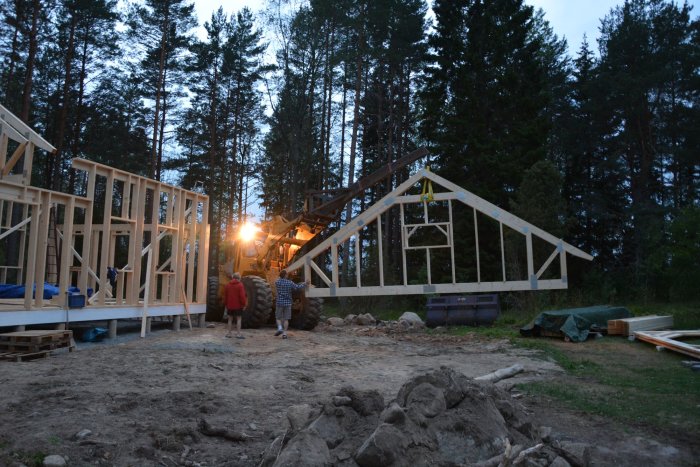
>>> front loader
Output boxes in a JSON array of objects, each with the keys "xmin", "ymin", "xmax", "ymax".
[{"xmin": 207, "ymin": 147, "xmax": 429, "ymax": 329}]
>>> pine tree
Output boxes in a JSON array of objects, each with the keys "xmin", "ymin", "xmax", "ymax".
[
  {"xmin": 597, "ymin": 0, "xmax": 699, "ymax": 298},
  {"xmin": 126, "ymin": 0, "xmax": 197, "ymax": 180}
]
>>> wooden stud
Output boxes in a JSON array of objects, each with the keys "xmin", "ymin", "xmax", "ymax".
[
  {"xmin": 526, "ymin": 232, "xmax": 534, "ymax": 284},
  {"xmin": 354, "ymin": 234, "xmax": 361, "ymax": 288},
  {"xmin": 99, "ymin": 169, "xmax": 114, "ymax": 305},
  {"xmin": 400, "ymin": 203, "xmax": 407, "ymax": 286},
  {"xmin": 186, "ymin": 197, "xmax": 196, "ymax": 301},
  {"xmin": 474, "ymin": 208, "xmax": 480, "ymax": 283},
  {"xmin": 500, "ymin": 222, "xmax": 506, "ymax": 282},
  {"xmin": 58, "ymin": 197, "xmax": 75, "ymax": 307},
  {"xmin": 34, "ymin": 193, "xmax": 52, "ymax": 307},
  {"xmin": 140, "ymin": 248, "xmax": 153, "ymax": 337},
  {"xmin": 448, "ymin": 200, "xmax": 456, "ymax": 284},
  {"xmin": 1, "ymin": 141, "xmax": 28, "ymax": 176},
  {"xmin": 24, "ymin": 203, "xmax": 40, "ymax": 309},
  {"xmin": 377, "ymin": 214, "xmax": 384, "ymax": 287}
]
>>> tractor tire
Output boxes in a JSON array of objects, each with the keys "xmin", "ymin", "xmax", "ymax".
[
  {"xmin": 206, "ymin": 276, "xmax": 224, "ymax": 322},
  {"xmin": 290, "ymin": 296, "xmax": 323, "ymax": 330},
  {"xmin": 241, "ymin": 275, "xmax": 273, "ymax": 328}
]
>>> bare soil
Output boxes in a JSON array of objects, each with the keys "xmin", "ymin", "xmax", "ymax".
[{"xmin": 0, "ymin": 322, "xmax": 696, "ymax": 466}]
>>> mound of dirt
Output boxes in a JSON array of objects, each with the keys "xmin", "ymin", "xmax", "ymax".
[{"xmin": 260, "ymin": 366, "xmax": 610, "ymax": 467}]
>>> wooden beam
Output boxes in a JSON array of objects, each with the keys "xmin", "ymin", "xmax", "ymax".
[
  {"xmin": 1, "ymin": 141, "xmax": 28, "ymax": 176},
  {"xmin": 58, "ymin": 198, "xmax": 75, "ymax": 307},
  {"xmin": 0, "ymin": 103, "xmax": 56, "ymax": 153},
  {"xmin": 34, "ymin": 193, "xmax": 52, "ymax": 307},
  {"xmin": 24, "ymin": 204, "xmax": 41, "ymax": 309},
  {"xmin": 98, "ymin": 169, "xmax": 115, "ymax": 305},
  {"xmin": 306, "ymin": 279, "xmax": 569, "ymax": 298},
  {"xmin": 79, "ymin": 164, "xmax": 96, "ymax": 296}
]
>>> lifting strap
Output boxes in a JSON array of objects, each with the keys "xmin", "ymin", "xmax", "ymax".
[{"xmin": 420, "ymin": 167, "xmax": 434, "ymax": 202}]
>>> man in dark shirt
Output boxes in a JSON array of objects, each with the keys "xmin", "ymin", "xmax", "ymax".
[{"xmin": 274, "ymin": 270, "xmax": 309, "ymax": 339}]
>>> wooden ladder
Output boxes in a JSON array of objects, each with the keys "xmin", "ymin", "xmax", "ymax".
[{"xmin": 46, "ymin": 205, "xmax": 59, "ymax": 284}]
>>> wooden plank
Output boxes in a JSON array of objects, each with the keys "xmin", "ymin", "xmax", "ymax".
[
  {"xmin": 99, "ymin": 168, "xmax": 115, "ymax": 305},
  {"xmin": 0, "ymin": 103, "xmax": 56, "ymax": 153},
  {"xmin": 634, "ymin": 330, "xmax": 700, "ymax": 359},
  {"xmin": 34, "ymin": 193, "xmax": 52, "ymax": 307},
  {"xmin": 58, "ymin": 198, "xmax": 75, "ymax": 307},
  {"xmin": 0, "ymin": 349, "xmax": 52, "ymax": 362},
  {"xmin": 608, "ymin": 315, "xmax": 673, "ymax": 336},
  {"xmin": 1, "ymin": 141, "xmax": 28, "ymax": 176}
]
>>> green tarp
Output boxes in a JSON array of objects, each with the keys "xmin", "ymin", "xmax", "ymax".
[{"xmin": 520, "ymin": 305, "xmax": 632, "ymax": 342}]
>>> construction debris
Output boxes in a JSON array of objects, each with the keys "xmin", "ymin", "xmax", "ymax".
[
  {"xmin": 326, "ymin": 313, "xmax": 426, "ymax": 334},
  {"xmin": 260, "ymin": 366, "xmax": 602, "ymax": 467},
  {"xmin": 634, "ymin": 330, "xmax": 700, "ymax": 360},
  {"xmin": 607, "ymin": 315, "xmax": 674, "ymax": 336}
]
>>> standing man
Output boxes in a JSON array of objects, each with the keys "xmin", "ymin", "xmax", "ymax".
[
  {"xmin": 224, "ymin": 272, "xmax": 247, "ymax": 339},
  {"xmin": 274, "ymin": 270, "xmax": 309, "ymax": 339}
]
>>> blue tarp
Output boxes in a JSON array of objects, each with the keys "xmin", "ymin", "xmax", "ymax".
[{"xmin": 0, "ymin": 283, "xmax": 60, "ymax": 299}]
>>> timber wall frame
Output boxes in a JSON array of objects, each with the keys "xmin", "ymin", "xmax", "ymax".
[
  {"xmin": 288, "ymin": 168, "xmax": 593, "ymax": 298},
  {"xmin": 0, "ymin": 104, "xmax": 209, "ymax": 327}
]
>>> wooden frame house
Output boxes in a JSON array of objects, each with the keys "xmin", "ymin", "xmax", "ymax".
[{"xmin": 0, "ymin": 104, "xmax": 209, "ymax": 332}]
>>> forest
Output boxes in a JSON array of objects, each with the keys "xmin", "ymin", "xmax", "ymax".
[{"xmin": 0, "ymin": 0, "xmax": 698, "ymax": 304}]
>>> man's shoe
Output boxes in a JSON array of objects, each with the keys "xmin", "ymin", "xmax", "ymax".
[
  {"xmin": 274, "ymin": 330, "xmax": 283, "ymax": 336},
  {"xmin": 282, "ymin": 334, "xmax": 288, "ymax": 339}
]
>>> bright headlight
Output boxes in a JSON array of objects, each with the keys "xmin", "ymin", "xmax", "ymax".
[{"xmin": 239, "ymin": 222, "xmax": 259, "ymax": 242}]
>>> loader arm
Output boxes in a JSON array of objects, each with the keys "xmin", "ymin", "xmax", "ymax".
[{"xmin": 254, "ymin": 147, "xmax": 429, "ymax": 267}]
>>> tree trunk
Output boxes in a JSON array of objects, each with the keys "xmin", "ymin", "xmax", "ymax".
[
  {"xmin": 69, "ymin": 29, "xmax": 90, "ymax": 193},
  {"xmin": 20, "ymin": 0, "xmax": 41, "ymax": 122},
  {"xmin": 150, "ymin": 11, "xmax": 169, "ymax": 180},
  {"xmin": 50, "ymin": 12, "xmax": 77, "ymax": 191},
  {"xmin": 157, "ymin": 63, "xmax": 168, "ymax": 181},
  {"xmin": 4, "ymin": 1, "xmax": 24, "ymax": 100},
  {"xmin": 341, "ymin": 6, "xmax": 365, "ymax": 285}
]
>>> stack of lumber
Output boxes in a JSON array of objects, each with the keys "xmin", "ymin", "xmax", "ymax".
[
  {"xmin": 634, "ymin": 330, "xmax": 700, "ymax": 360},
  {"xmin": 607, "ymin": 315, "xmax": 673, "ymax": 336},
  {"xmin": 0, "ymin": 330, "xmax": 75, "ymax": 362}
]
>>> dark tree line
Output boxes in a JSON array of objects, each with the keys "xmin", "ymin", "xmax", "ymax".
[{"xmin": 1, "ymin": 0, "xmax": 698, "ymax": 301}]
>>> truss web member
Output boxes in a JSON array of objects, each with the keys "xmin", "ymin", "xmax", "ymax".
[
  {"xmin": 274, "ymin": 270, "xmax": 309, "ymax": 339},
  {"xmin": 224, "ymin": 272, "xmax": 247, "ymax": 339}
]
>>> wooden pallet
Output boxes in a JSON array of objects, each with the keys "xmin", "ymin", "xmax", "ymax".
[
  {"xmin": 0, "ymin": 330, "xmax": 75, "ymax": 357},
  {"xmin": 0, "ymin": 349, "xmax": 52, "ymax": 362},
  {"xmin": 634, "ymin": 330, "xmax": 700, "ymax": 359},
  {"xmin": 607, "ymin": 315, "xmax": 673, "ymax": 336}
]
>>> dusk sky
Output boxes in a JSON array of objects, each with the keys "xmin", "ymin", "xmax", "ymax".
[{"xmin": 191, "ymin": 0, "xmax": 700, "ymax": 54}]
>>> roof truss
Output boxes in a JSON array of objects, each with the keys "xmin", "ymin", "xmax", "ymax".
[{"xmin": 287, "ymin": 168, "xmax": 593, "ymax": 298}]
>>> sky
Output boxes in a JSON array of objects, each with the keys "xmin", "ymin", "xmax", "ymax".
[
  {"xmin": 185, "ymin": 0, "xmax": 700, "ymax": 218},
  {"xmin": 191, "ymin": 0, "xmax": 700, "ymax": 54}
]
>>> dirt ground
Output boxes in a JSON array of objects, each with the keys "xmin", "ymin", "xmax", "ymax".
[{"xmin": 0, "ymin": 321, "xmax": 697, "ymax": 466}]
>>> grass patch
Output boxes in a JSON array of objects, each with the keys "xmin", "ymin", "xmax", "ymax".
[
  {"xmin": 514, "ymin": 337, "xmax": 700, "ymax": 436},
  {"xmin": 14, "ymin": 450, "xmax": 47, "ymax": 467}
]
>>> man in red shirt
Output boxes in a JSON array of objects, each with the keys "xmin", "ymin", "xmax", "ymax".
[{"xmin": 224, "ymin": 272, "xmax": 247, "ymax": 339}]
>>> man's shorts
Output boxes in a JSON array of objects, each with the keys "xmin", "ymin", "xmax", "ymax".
[
  {"xmin": 227, "ymin": 308, "xmax": 243, "ymax": 318},
  {"xmin": 275, "ymin": 304, "xmax": 292, "ymax": 321}
]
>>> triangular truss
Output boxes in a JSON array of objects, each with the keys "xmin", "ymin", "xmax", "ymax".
[{"xmin": 287, "ymin": 168, "xmax": 593, "ymax": 298}]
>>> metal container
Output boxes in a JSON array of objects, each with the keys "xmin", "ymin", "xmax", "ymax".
[{"xmin": 426, "ymin": 294, "xmax": 500, "ymax": 327}]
